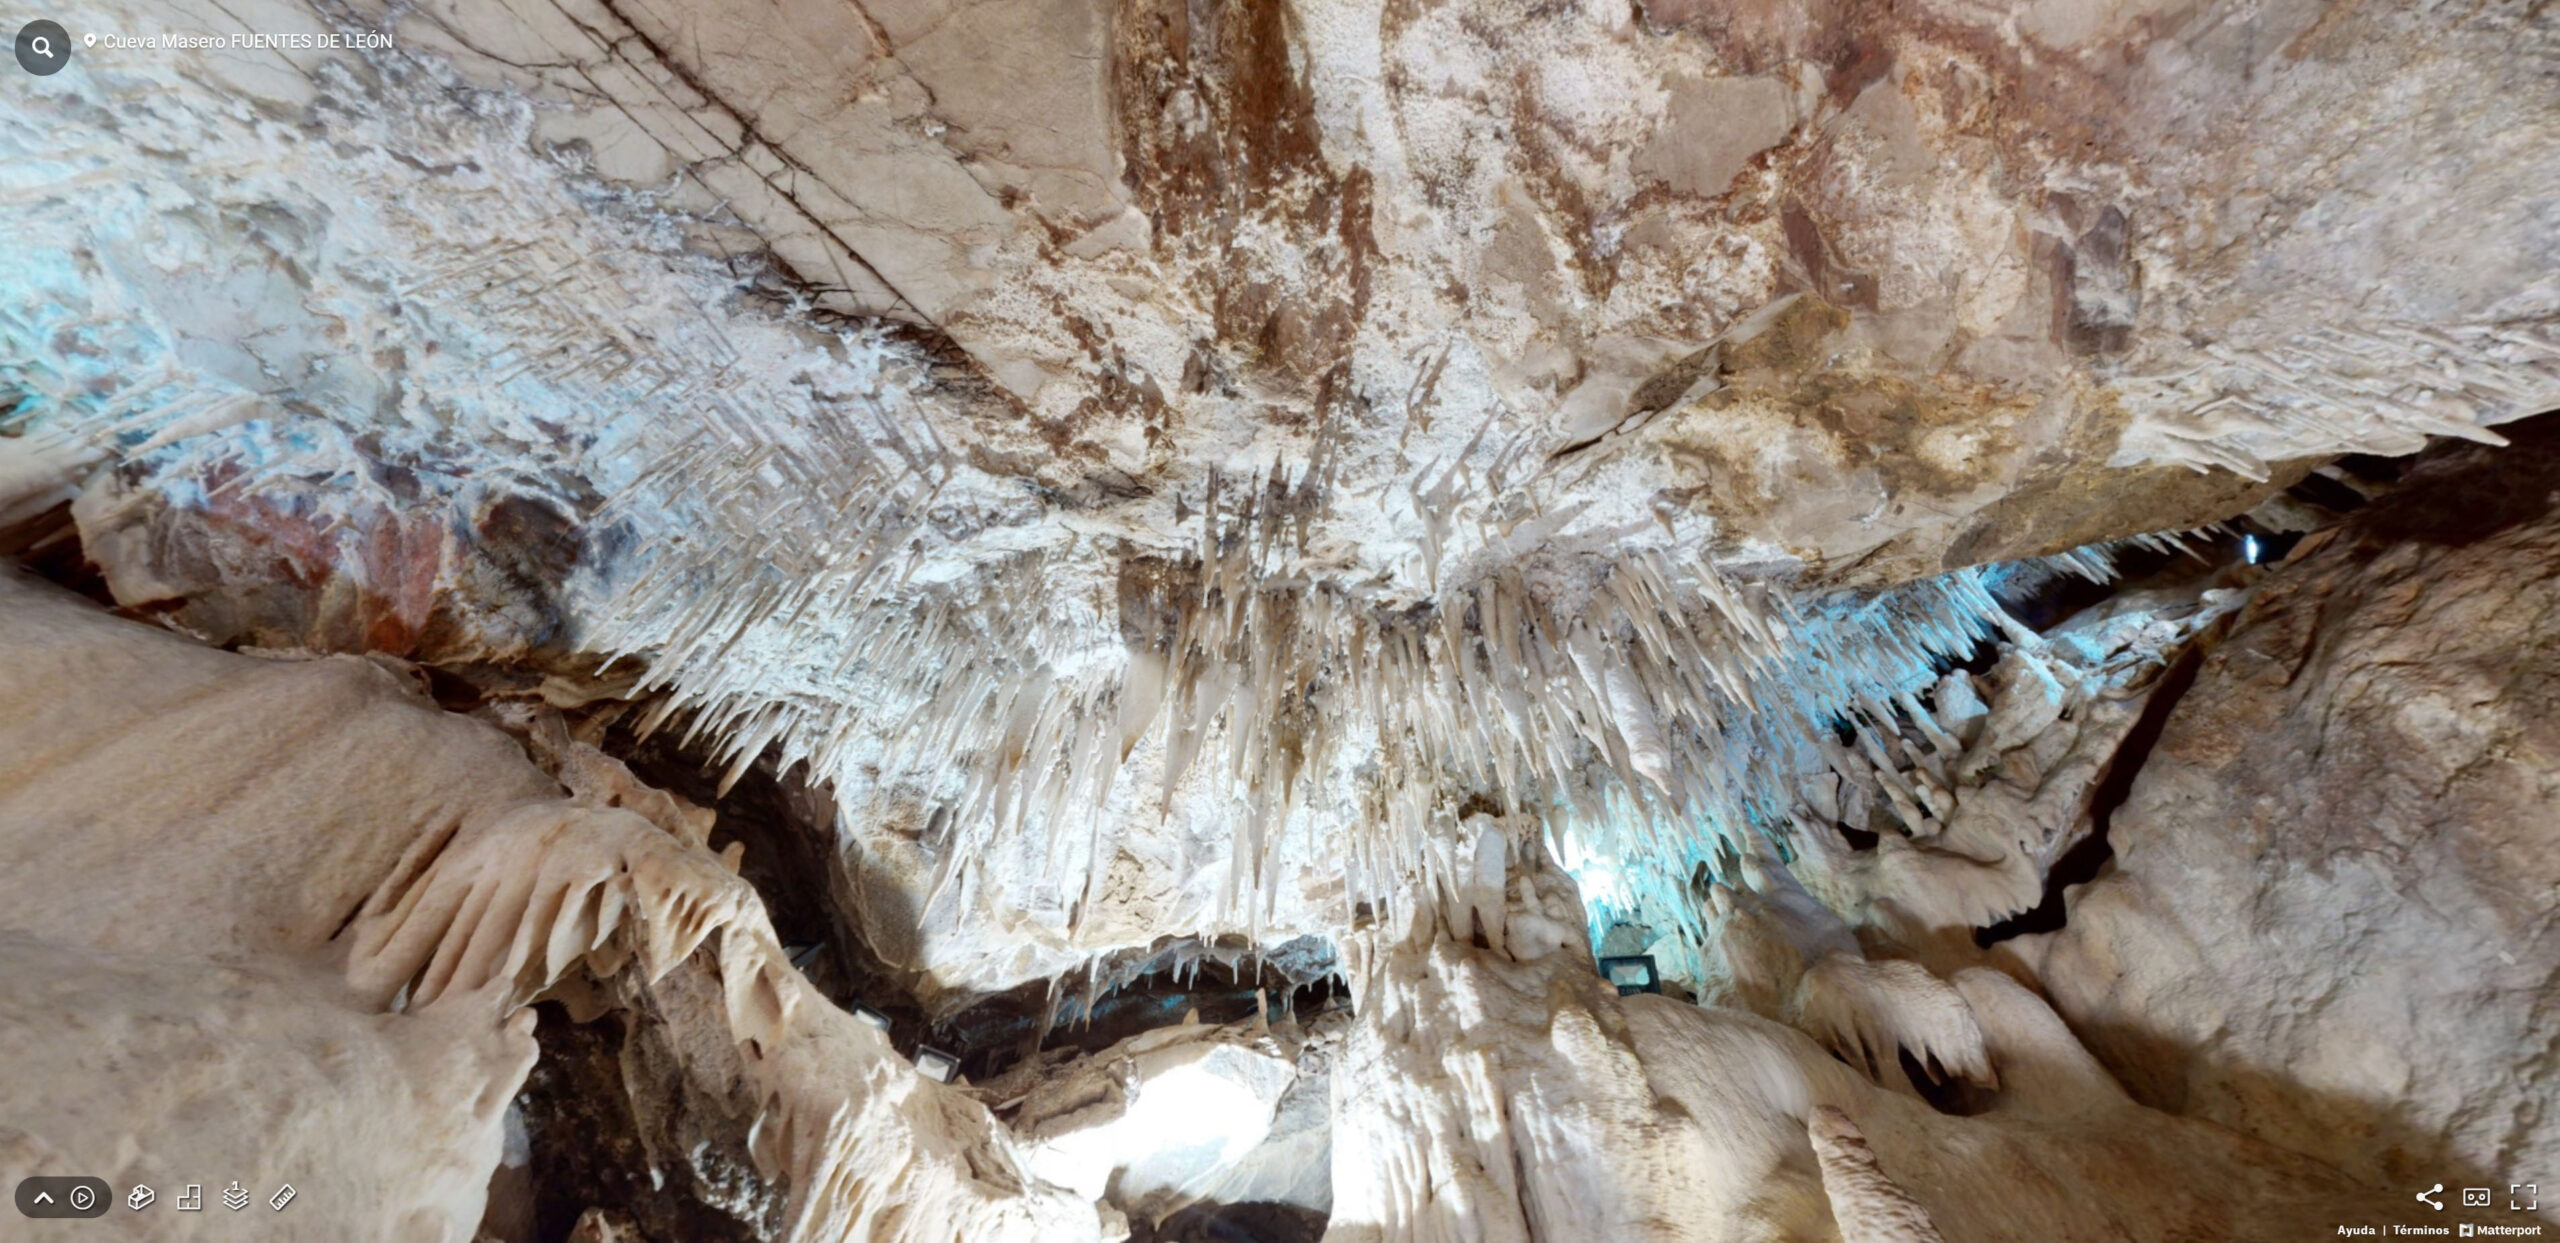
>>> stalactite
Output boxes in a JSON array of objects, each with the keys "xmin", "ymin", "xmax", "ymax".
[
  {"xmin": 343, "ymin": 744, "xmax": 1103, "ymax": 1242},
  {"xmin": 9, "ymin": 21, "xmax": 2547, "ymax": 993}
]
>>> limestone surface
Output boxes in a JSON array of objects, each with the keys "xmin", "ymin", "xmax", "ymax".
[
  {"xmin": 0, "ymin": 569, "xmax": 1101, "ymax": 1242},
  {"xmin": 2036, "ymin": 432, "xmax": 2560, "ymax": 1194},
  {"xmin": 1, "ymin": 1, "xmax": 2556, "ymax": 1238},
  {"xmin": 4, "ymin": 0, "xmax": 2555, "ymax": 999}
]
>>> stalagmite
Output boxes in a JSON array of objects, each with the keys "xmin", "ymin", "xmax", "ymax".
[
  {"xmin": 1807, "ymin": 1108, "xmax": 1946, "ymax": 1243},
  {"xmin": 1, "ymin": 0, "xmax": 2555, "ymax": 1237}
]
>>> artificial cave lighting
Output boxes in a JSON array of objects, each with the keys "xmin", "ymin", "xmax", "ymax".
[{"xmin": 2, "ymin": 1, "xmax": 2557, "ymax": 1240}]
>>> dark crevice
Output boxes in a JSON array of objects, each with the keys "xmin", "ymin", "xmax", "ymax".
[
  {"xmin": 963, "ymin": 936, "xmax": 1346, "ymax": 1084},
  {"xmin": 1, "ymin": 502, "xmax": 116, "ymax": 607},
  {"xmin": 326, "ymin": 895, "xmax": 368, "ymax": 943},
  {"xmin": 421, "ymin": 663, "xmax": 496, "ymax": 714},
  {"xmin": 1990, "ymin": 535, "xmax": 2204, "ymax": 633},
  {"xmin": 507, "ymin": 1004, "xmax": 784, "ymax": 1243},
  {"xmin": 1974, "ymin": 635, "xmax": 2213, "ymax": 946},
  {"xmin": 1941, "ymin": 631, "xmax": 2004, "ymax": 676},
  {"xmin": 2352, "ymin": 407, "xmax": 2560, "ymax": 547},
  {"xmin": 602, "ymin": 721, "xmax": 913, "ymax": 1027},
  {"xmin": 2284, "ymin": 469, "xmax": 2376, "ymax": 515},
  {"xmin": 1899, "ymin": 1046, "xmax": 1997, "ymax": 1117},
  {"xmin": 1134, "ymin": 1200, "xmax": 1330, "ymax": 1243},
  {"xmin": 2331, "ymin": 450, "xmax": 2416, "ymax": 487},
  {"xmin": 602, "ymin": 717, "xmax": 1349, "ymax": 1083}
]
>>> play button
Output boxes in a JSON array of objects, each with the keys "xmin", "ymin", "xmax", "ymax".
[{"xmin": 16, "ymin": 1175, "xmax": 112, "ymax": 1218}]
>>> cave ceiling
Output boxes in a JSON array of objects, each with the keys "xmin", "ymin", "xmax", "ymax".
[
  {"xmin": 2, "ymin": 0, "xmax": 2555, "ymax": 1001},
  {"xmin": 8, "ymin": 0, "xmax": 2560, "ymax": 1240}
]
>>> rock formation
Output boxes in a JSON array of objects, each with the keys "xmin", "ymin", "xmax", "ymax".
[
  {"xmin": 0, "ymin": 569, "xmax": 1103, "ymax": 1240},
  {"xmin": 2035, "ymin": 428, "xmax": 2560, "ymax": 1194},
  {"xmin": 1, "ymin": 0, "xmax": 2556, "ymax": 1238}
]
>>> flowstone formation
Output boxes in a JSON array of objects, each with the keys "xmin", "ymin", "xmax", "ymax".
[
  {"xmin": 1, "ymin": 0, "xmax": 2557, "ymax": 1239},
  {"xmin": 6, "ymin": 0, "xmax": 2555, "ymax": 998},
  {"xmin": 2036, "ymin": 427, "xmax": 2560, "ymax": 1194},
  {"xmin": 1323, "ymin": 814, "xmax": 2408, "ymax": 1240},
  {"xmin": 0, "ymin": 568, "xmax": 1104, "ymax": 1241}
]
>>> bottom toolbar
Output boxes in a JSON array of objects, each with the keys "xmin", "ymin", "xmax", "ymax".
[{"xmin": 15, "ymin": 1177, "xmax": 298, "ymax": 1218}]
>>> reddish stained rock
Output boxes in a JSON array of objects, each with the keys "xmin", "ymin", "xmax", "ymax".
[{"xmin": 71, "ymin": 461, "xmax": 582, "ymax": 670}]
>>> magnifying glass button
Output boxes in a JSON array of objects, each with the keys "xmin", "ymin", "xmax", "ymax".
[{"xmin": 15, "ymin": 20, "xmax": 72, "ymax": 75}]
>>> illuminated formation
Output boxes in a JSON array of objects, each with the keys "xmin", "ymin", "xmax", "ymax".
[{"xmin": 1, "ymin": 0, "xmax": 2556, "ymax": 1238}]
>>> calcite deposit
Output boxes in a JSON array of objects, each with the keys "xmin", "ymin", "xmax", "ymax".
[
  {"xmin": 2036, "ymin": 428, "xmax": 2560, "ymax": 1194},
  {"xmin": 0, "ymin": 567, "xmax": 1104, "ymax": 1241},
  {"xmin": 2, "ymin": 0, "xmax": 2557, "ymax": 1238}
]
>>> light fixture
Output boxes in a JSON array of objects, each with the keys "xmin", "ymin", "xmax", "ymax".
[
  {"xmin": 850, "ymin": 1003, "xmax": 891, "ymax": 1032},
  {"xmin": 1597, "ymin": 954, "xmax": 1661, "ymax": 996},
  {"xmin": 913, "ymin": 1046, "xmax": 961, "ymax": 1083}
]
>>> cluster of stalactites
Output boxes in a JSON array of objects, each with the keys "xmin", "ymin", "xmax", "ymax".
[
  {"xmin": 2118, "ymin": 319, "xmax": 2554, "ymax": 480},
  {"xmin": 589, "ymin": 442, "xmax": 2183, "ymax": 954},
  {"xmin": 1557, "ymin": 523, "xmax": 2259, "ymax": 970},
  {"xmin": 344, "ymin": 743, "xmax": 1101, "ymax": 1243},
  {"xmin": 8, "ymin": 41, "xmax": 2553, "ymax": 976}
]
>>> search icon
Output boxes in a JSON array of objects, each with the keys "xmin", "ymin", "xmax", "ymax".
[{"xmin": 16, "ymin": 20, "xmax": 71, "ymax": 75}]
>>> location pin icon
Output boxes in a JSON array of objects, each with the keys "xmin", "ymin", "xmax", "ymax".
[{"xmin": 81, "ymin": 33, "xmax": 94, "ymax": 46}]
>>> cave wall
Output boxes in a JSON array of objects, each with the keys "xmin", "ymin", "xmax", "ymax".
[
  {"xmin": 2035, "ymin": 428, "xmax": 2560, "ymax": 1193},
  {"xmin": 0, "ymin": 567, "xmax": 1106, "ymax": 1242},
  {"xmin": 9, "ymin": 433, "xmax": 2560, "ymax": 1240},
  {"xmin": 1, "ymin": 0, "xmax": 2557, "ymax": 1238},
  {"xmin": 5, "ymin": 0, "xmax": 2556, "ymax": 1005}
]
